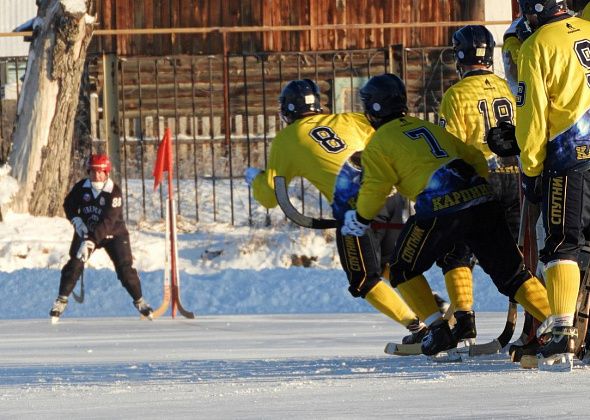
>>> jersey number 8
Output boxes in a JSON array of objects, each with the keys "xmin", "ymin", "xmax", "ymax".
[{"xmin": 309, "ymin": 126, "xmax": 347, "ymax": 153}]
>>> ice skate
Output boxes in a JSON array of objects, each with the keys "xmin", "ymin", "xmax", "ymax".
[
  {"xmin": 402, "ymin": 318, "xmax": 428, "ymax": 344},
  {"xmin": 537, "ymin": 326, "xmax": 577, "ymax": 372},
  {"xmin": 134, "ymin": 297, "xmax": 154, "ymax": 320},
  {"xmin": 421, "ymin": 319, "xmax": 460, "ymax": 361},
  {"xmin": 49, "ymin": 296, "xmax": 68, "ymax": 324},
  {"xmin": 452, "ymin": 310, "xmax": 477, "ymax": 352}
]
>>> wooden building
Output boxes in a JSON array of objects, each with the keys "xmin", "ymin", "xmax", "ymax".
[{"xmin": 93, "ymin": 0, "xmax": 490, "ymax": 56}]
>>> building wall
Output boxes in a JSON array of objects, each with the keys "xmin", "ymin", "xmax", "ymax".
[
  {"xmin": 0, "ymin": 0, "xmax": 37, "ymax": 57},
  {"xmin": 94, "ymin": 0, "xmax": 465, "ymax": 55}
]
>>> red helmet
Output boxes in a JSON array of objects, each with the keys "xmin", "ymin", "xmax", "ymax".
[{"xmin": 87, "ymin": 154, "xmax": 112, "ymax": 173}]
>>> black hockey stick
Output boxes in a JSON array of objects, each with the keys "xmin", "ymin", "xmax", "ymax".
[
  {"xmin": 273, "ymin": 176, "xmax": 403, "ymax": 230},
  {"xmin": 468, "ymin": 301, "xmax": 517, "ymax": 356},
  {"xmin": 72, "ymin": 267, "xmax": 85, "ymax": 304}
]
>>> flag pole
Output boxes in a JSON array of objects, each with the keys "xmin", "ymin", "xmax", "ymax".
[
  {"xmin": 152, "ymin": 128, "xmax": 195, "ymax": 319},
  {"xmin": 166, "ymin": 129, "xmax": 179, "ymax": 318}
]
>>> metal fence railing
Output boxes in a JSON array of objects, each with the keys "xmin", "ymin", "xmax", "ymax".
[{"xmin": 0, "ymin": 45, "xmax": 465, "ymax": 227}]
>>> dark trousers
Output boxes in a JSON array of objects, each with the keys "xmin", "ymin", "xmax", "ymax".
[
  {"xmin": 59, "ymin": 234, "xmax": 143, "ymax": 301},
  {"xmin": 540, "ymin": 168, "xmax": 590, "ymax": 265},
  {"xmin": 336, "ymin": 195, "xmax": 405, "ymax": 298},
  {"xmin": 436, "ymin": 170, "xmax": 520, "ymax": 273},
  {"xmin": 390, "ymin": 201, "xmax": 532, "ymax": 299}
]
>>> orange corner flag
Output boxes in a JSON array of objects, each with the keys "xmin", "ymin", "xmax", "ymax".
[{"xmin": 153, "ymin": 128, "xmax": 173, "ymax": 191}]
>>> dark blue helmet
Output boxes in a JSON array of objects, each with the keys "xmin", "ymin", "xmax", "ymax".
[
  {"xmin": 279, "ymin": 79, "xmax": 322, "ymax": 124},
  {"xmin": 360, "ymin": 74, "xmax": 408, "ymax": 129},
  {"xmin": 452, "ymin": 25, "xmax": 495, "ymax": 68},
  {"xmin": 518, "ymin": 0, "xmax": 568, "ymax": 26},
  {"xmin": 515, "ymin": 17, "xmax": 533, "ymax": 42}
]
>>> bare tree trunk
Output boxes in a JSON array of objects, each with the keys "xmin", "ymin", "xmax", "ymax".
[{"xmin": 8, "ymin": 0, "xmax": 95, "ymax": 216}]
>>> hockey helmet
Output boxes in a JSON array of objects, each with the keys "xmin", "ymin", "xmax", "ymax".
[
  {"xmin": 359, "ymin": 73, "xmax": 408, "ymax": 129},
  {"xmin": 87, "ymin": 154, "xmax": 112, "ymax": 174},
  {"xmin": 518, "ymin": 0, "xmax": 569, "ymax": 25},
  {"xmin": 279, "ymin": 79, "xmax": 323, "ymax": 124},
  {"xmin": 452, "ymin": 25, "xmax": 496, "ymax": 70}
]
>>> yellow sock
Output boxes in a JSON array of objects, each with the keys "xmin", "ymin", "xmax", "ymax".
[
  {"xmin": 396, "ymin": 275, "xmax": 439, "ymax": 322},
  {"xmin": 545, "ymin": 261, "xmax": 580, "ymax": 316},
  {"xmin": 514, "ymin": 276, "xmax": 551, "ymax": 322},
  {"xmin": 365, "ymin": 281, "xmax": 417, "ymax": 327},
  {"xmin": 444, "ymin": 267, "xmax": 473, "ymax": 311}
]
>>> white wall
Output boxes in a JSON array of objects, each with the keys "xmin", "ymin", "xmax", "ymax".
[
  {"xmin": 0, "ymin": 1, "xmax": 37, "ymax": 57},
  {"xmin": 485, "ymin": 0, "xmax": 514, "ymax": 79}
]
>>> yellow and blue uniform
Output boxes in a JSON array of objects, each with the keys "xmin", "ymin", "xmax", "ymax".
[
  {"xmin": 516, "ymin": 16, "xmax": 590, "ymax": 177},
  {"xmin": 516, "ymin": 15, "xmax": 590, "ymax": 326},
  {"xmin": 357, "ymin": 115, "xmax": 490, "ymax": 221},
  {"xmin": 438, "ymin": 70, "xmax": 519, "ymax": 313},
  {"xmin": 252, "ymin": 112, "xmax": 373, "ymax": 209},
  {"xmin": 439, "ymin": 71, "xmax": 516, "ymax": 162},
  {"xmin": 355, "ymin": 114, "xmax": 549, "ymax": 325},
  {"xmin": 251, "ymin": 112, "xmax": 426, "ymax": 327}
]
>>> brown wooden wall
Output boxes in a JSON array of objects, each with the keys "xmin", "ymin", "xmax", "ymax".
[{"xmin": 93, "ymin": 0, "xmax": 479, "ymax": 56}]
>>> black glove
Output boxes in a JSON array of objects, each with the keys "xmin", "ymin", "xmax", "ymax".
[
  {"xmin": 486, "ymin": 122, "xmax": 519, "ymax": 157},
  {"xmin": 521, "ymin": 174, "xmax": 542, "ymax": 204}
]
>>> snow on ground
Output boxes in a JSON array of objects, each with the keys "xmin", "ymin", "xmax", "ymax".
[{"xmin": 1, "ymin": 179, "xmax": 589, "ymax": 418}]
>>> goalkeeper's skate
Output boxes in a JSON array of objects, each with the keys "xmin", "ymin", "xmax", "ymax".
[{"xmin": 49, "ymin": 296, "xmax": 68, "ymax": 324}]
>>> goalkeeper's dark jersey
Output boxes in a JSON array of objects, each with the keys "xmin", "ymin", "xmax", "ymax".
[{"xmin": 63, "ymin": 178, "xmax": 128, "ymax": 244}]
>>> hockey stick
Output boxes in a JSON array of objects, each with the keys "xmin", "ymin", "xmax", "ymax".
[
  {"xmin": 574, "ymin": 244, "xmax": 590, "ymax": 358},
  {"xmin": 468, "ymin": 301, "xmax": 518, "ymax": 356},
  {"xmin": 72, "ymin": 267, "xmax": 85, "ymax": 304},
  {"xmin": 273, "ymin": 176, "xmax": 403, "ymax": 230}
]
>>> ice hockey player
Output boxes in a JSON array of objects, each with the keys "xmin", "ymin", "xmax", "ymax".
[
  {"xmin": 436, "ymin": 25, "xmax": 520, "ymax": 347},
  {"xmin": 502, "ymin": 17, "xmax": 533, "ymax": 96},
  {"xmin": 245, "ymin": 79, "xmax": 444, "ymax": 343},
  {"xmin": 49, "ymin": 154, "xmax": 153, "ymax": 322},
  {"xmin": 341, "ymin": 73, "xmax": 551, "ymax": 357},
  {"xmin": 516, "ymin": 0, "xmax": 590, "ymax": 370}
]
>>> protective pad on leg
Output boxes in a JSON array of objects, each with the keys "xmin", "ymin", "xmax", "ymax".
[
  {"xmin": 396, "ymin": 275, "xmax": 439, "ymax": 322},
  {"xmin": 365, "ymin": 281, "xmax": 417, "ymax": 326},
  {"xmin": 444, "ymin": 266, "xmax": 473, "ymax": 311},
  {"xmin": 515, "ymin": 276, "xmax": 551, "ymax": 322},
  {"xmin": 545, "ymin": 260, "xmax": 580, "ymax": 316}
]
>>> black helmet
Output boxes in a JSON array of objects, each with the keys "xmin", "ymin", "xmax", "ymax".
[
  {"xmin": 279, "ymin": 79, "xmax": 322, "ymax": 124},
  {"xmin": 452, "ymin": 25, "xmax": 496, "ymax": 70},
  {"xmin": 515, "ymin": 16, "xmax": 533, "ymax": 42},
  {"xmin": 359, "ymin": 74, "xmax": 408, "ymax": 129},
  {"xmin": 518, "ymin": 0, "xmax": 568, "ymax": 26}
]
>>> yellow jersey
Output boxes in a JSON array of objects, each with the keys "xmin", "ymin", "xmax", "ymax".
[
  {"xmin": 439, "ymin": 70, "xmax": 516, "ymax": 161},
  {"xmin": 251, "ymin": 112, "xmax": 374, "ymax": 209},
  {"xmin": 516, "ymin": 16, "xmax": 590, "ymax": 176},
  {"xmin": 357, "ymin": 115, "xmax": 490, "ymax": 220}
]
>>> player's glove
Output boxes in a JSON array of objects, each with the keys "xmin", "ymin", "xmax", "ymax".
[
  {"xmin": 486, "ymin": 122, "xmax": 519, "ymax": 157},
  {"xmin": 521, "ymin": 174, "xmax": 542, "ymax": 204},
  {"xmin": 244, "ymin": 167, "xmax": 262, "ymax": 187},
  {"xmin": 341, "ymin": 210, "xmax": 370, "ymax": 236},
  {"xmin": 71, "ymin": 217, "xmax": 88, "ymax": 238},
  {"xmin": 76, "ymin": 240, "xmax": 95, "ymax": 263}
]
